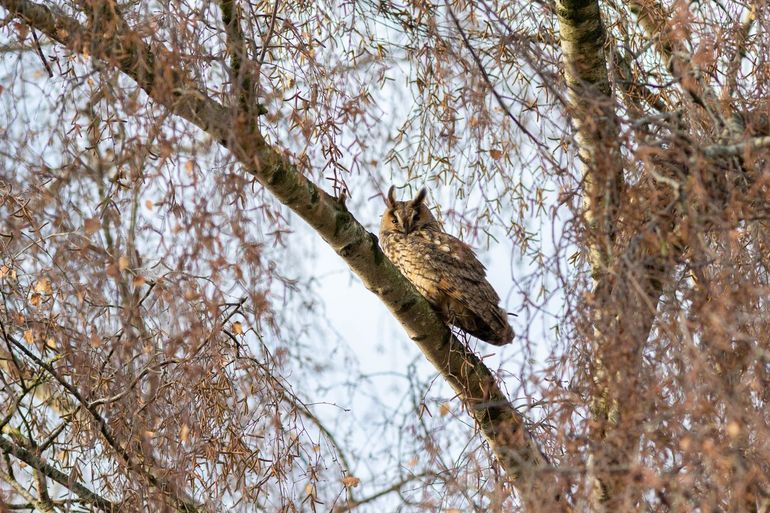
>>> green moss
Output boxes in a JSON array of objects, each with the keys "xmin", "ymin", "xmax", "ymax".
[
  {"xmin": 266, "ymin": 164, "xmax": 287, "ymax": 187},
  {"xmin": 555, "ymin": 0, "xmax": 598, "ymax": 21},
  {"xmin": 396, "ymin": 298, "xmax": 416, "ymax": 314},
  {"xmin": 333, "ymin": 210, "xmax": 350, "ymax": 237},
  {"xmin": 306, "ymin": 181, "xmax": 320, "ymax": 210},
  {"xmin": 338, "ymin": 242, "xmax": 355, "ymax": 258},
  {"xmin": 576, "ymin": 24, "xmax": 605, "ymax": 47}
]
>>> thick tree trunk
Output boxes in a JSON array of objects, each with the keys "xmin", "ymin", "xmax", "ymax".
[
  {"xmin": 555, "ymin": 0, "xmax": 624, "ymax": 282},
  {"xmin": 555, "ymin": 0, "xmax": 669, "ymax": 510}
]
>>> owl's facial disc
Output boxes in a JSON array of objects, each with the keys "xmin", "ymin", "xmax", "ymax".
[
  {"xmin": 395, "ymin": 210, "xmax": 410, "ymax": 234},
  {"xmin": 409, "ymin": 207, "xmax": 420, "ymax": 229}
]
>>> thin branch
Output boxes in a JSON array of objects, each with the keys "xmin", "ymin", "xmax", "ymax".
[
  {"xmin": 258, "ymin": 0, "xmax": 280, "ymax": 69},
  {"xmin": 0, "ymin": 323, "xmax": 206, "ymax": 513},
  {"xmin": 0, "ymin": 435, "xmax": 117, "ymax": 512},
  {"xmin": 334, "ymin": 471, "xmax": 437, "ymax": 512},
  {"xmin": 226, "ymin": 334, "xmax": 356, "ymax": 503},
  {"xmin": 700, "ymin": 135, "xmax": 770, "ymax": 158},
  {"xmin": 624, "ymin": 0, "xmax": 731, "ymax": 132},
  {"xmin": 0, "ymin": 372, "xmax": 48, "ymax": 432},
  {"xmin": 444, "ymin": 1, "xmax": 546, "ymax": 150},
  {"xmin": 0, "ymin": 467, "xmax": 53, "ymax": 512},
  {"xmin": 29, "ymin": 28, "xmax": 51, "ymax": 77},
  {"xmin": 723, "ymin": 5, "xmax": 756, "ymax": 103},
  {"xmin": 615, "ymin": 50, "xmax": 670, "ymax": 114},
  {"xmin": 188, "ymin": 296, "xmax": 246, "ymax": 359},
  {"xmin": 37, "ymin": 418, "xmax": 70, "ymax": 452}
]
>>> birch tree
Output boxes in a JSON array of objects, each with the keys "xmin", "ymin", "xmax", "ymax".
[{"xmin": 0, "ymin": 0, "xmax": 768, "ymax": 512}]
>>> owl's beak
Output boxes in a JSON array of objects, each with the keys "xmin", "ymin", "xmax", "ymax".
[{"xmin": 396, "ymin": 213, "xmax": 412, "ymax": 234}]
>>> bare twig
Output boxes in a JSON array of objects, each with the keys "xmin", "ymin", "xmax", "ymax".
[
  {"xmin": 700, "ymin": 135, "xmax": 770, "ymax": 158},
  {"xmin": 334, "ymin": 471, "xmax": 438, "ymax": 512},
  {"xmin": 0, "ymin": 323, "xmax": 206, "ymax": 513},
  {"xmin": 723, "ymin": 6, "xmax": 756, "ymax": 102},
  {"xmin": 444, "ymin": 1, "xmax": 546, "ymax": 150},
  {"xmin": 258, "ymin": 0, "xmax": 280, "ymax": 69},
  {"xmin": 624, "ymin": 0, "xmax": 731, "ymax": 132},
  {"xmin": 29, "ymin": 28, "xmax": 51, "ymax": 77},
  {"xmin": 0, "ymin": 435, "xmax": 118, "ymax": 511},
  {"xmin": 0, "ymin": 467, "xmax": 51, "ymax": 512}
]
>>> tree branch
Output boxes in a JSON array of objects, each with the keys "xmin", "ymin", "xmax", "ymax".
[
  {"xmin": 0, "ymin": 435, "xmax": 118, "ymax": 512},
  {"xmin": 615, "ymin": 50, "xmax": 670, "ymax": 114},
  {"xmin": 218, "ymin": 0, "xmax": 265, "ymax": 116},
  {"xmin": 554, "ymin": 1, "xmax": 676, "ymax": 511},
  {"xmin": 0, "ymin": 325, "xmax": 205, "ymax": 513},
  {"xmin": 334, "ymin": 471, "xmax": 437, "ymax": 512},
  {"xmin": 723, "ymin": 6, "xmax": 755, "ymax": 104},
  {"xmin": 700, "ymin": 135, "xmax": 770, "ymax": 159},
  {"xmin": 444, "ymin": 1, "xmax": 546, "ymax": 150},
  {"xmin": 0, "ymin": 467, "xmax": 53, "ymax": 513},
  {"xmin": 0, "ymin": 0, "xmax": 568, "ymax": 510},
  {"xmin": 624, "ymin": 0, "xmax": 731, "ymax": 132}
]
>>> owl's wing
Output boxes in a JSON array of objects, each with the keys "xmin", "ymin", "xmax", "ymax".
[
  {"xmin": 414, "ymin": 232, "xmax": 492, "ymax": 288},
  {"xmin": 432, "ymin": 233, "xmax": 514, "ymax": 343},
  {"xmin": 390, "ymin": 230, "xmax": 513, "ymax": 344},
  {"xmin": 419, "ymin": 231, "xmax": 500, "ymax": 300}
]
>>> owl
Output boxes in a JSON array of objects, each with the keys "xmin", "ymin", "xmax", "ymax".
[{"xmin": 379, "ymin": 186, "xmax": 514, "ymax": 345}]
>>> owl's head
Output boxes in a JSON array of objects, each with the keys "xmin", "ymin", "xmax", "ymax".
[{"xmin": 380, "ymin": 186, "xmax": 440, "ymax": 235}]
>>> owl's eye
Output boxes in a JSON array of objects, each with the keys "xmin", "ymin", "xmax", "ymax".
[
  {"xmin": 390, "ymin": 213, "xmax": 399, "ymax": 225},
  {"xmin": 411, "ymin": 211, "xmax": 419, "ymax": 224}
]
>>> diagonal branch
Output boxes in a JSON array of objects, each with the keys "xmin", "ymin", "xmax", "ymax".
[
  {"xmin": 0, "ymin": 466, "xmax": 53, "ymax": 512},
  {"xmin": 444, "ymin": 0, "xmax": 546, "ymax": 149},
  {"xmin": 0, "ymin": 434, "xmax": 118, "ymax": 512},
  {"xmin": 615, "ymin": 50, "xmax": 670, "ymax": 114},
  {"xmin": 0, "ymin": 0, "xmax": 569, "ymax": 510},
  {"xmin": 0, "ymin": 325, "xmax": 205, "ymax": 513}
]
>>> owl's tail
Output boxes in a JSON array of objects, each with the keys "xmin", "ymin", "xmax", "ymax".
[
  {"xmin": 486, "ymin": 315, "xmax": 515, "ymax": 345},
  {"xmin": 471, "ymin": 306, "xmax": 514, "ymax": 345}
]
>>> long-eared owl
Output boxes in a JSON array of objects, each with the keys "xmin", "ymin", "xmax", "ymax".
[{"xmin": 379, "ymin": 186, "xmax": 514, "ymax": 345}]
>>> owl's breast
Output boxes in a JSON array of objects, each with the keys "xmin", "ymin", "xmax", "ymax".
[{"xmin": 380, "ymin": 232, "xmax": 442, "ymax": 302}]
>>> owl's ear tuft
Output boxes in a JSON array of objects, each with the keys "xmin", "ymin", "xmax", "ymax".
[
  {"xmin": 385, "ymin": 186, "xmax": 397, "ymax": 207},
  {"xmin": 411, "ymin": 188, "xmax": 427, "ymax": 207}
]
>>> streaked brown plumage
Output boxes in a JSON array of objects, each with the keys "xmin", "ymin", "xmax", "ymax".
[{"xmin": 379, "ymin": 186, "xmax": 514, "ymax": 345}]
